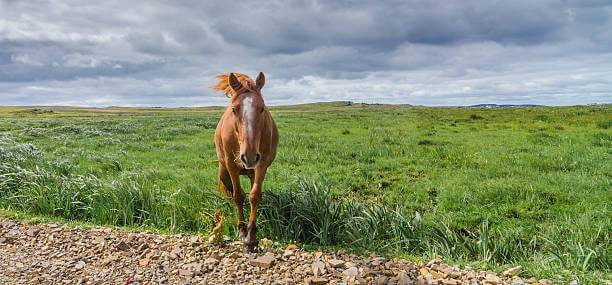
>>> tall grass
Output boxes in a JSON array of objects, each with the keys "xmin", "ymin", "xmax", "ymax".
[
  {"xmin": 0, "ymin": 134, "xmax": 226, "ymax": 232},
  {"xmin": 259, "ymin": 180, "xmax": 610, "ymax": 275}
]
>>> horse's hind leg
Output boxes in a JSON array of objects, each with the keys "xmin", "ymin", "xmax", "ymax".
[
  {"xmin": 247, "ymin": 172, "xmax": 255, "ymax": 188},
  {"xmin": 217, "ymin": 163, "xmax": 233, "ymax": 198}
]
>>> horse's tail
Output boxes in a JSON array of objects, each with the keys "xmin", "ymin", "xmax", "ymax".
[{"xmin": 212, "ymin": 73, "xmax": 254, "ymax": 98}]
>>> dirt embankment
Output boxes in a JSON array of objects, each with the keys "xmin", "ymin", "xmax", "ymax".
[{"xmin": 0, "ymin": 219, "xmax": 549, "ymax": 285}]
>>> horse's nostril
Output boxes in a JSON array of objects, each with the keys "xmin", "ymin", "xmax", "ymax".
[
  {"xmin": 240, "ymin": 154, "xmax": 247, "ymax": 164},
  {"xmin": 255, "ymin": 153, "xmax": 261, "ymax": 162}
]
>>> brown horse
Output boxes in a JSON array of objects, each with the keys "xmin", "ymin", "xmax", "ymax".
[{"xmin": 212, "ymin": 72, "xmax": 279, "ymax": 252}]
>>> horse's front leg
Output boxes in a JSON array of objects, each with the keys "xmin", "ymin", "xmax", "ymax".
[
  {"xmin": 227, "ymin": 165, "xmax": 247, "ymax": 240},
  {"xmin": 244, "ymin": 167, "xmax": 267, "ymax": 252}
]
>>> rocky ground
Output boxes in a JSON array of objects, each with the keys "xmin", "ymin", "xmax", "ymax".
[{"xmin": 1, "ymin": 219, "xmax": 563, "ymax": 285}]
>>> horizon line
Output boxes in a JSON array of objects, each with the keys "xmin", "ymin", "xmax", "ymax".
[{"xmin": 1, "ymin": 100, "xmax": 611, "ymax": 109}]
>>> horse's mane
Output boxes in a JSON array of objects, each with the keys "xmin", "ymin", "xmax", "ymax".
[{"xmin": 212, "ymin": 73, "xmax": 258, "ymax": 98}]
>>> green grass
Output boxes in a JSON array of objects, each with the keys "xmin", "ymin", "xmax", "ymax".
[{"xmin": 0, "ymin": 103, "xmax": 610, "ymax": 282}]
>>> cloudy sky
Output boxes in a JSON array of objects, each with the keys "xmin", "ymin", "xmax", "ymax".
[{"xmin": 1, "ymin": 0, "xmax": 611, "ymax": 107}]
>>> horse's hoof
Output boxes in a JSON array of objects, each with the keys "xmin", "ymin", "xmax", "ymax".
[
  {"xmin": 242, "ymin": 243, "xmax": 256, "ymax": 253},
  {"xmin": 238, "ymin": 229, "xmax": 248, "ymax": 240},
  {"xmin": 242, "ymin": 240, "xmax": 259, "ymax": 253}
]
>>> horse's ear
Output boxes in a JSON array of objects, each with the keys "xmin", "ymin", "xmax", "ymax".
[
  {"xmin": 228, "ymin": 73, "xmax": 242, "ymax": 92},
  {"xmin": 255, "ymin": 72, "xmax": 265, "ymax": 90}
]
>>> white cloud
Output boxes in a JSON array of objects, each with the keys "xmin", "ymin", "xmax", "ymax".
[{"xmin": 10, "ymin": 54, "xmax": 44, "ymax": 66}]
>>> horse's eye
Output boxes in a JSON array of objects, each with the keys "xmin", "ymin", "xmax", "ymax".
[{"xmin": 232, "ymin": 107, "xmax": 238, "ymax": 115}]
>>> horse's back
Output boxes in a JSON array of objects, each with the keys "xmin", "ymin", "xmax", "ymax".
[
  {"xmin": 214, "ymin": 111, "xmax": 231, "ymax": 162},
  {"xmin": 263, "ymin": 110, "xmax": 279, "ymax": 164}
]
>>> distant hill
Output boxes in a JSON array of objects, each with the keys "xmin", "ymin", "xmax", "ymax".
[{"xmin": 468, "ymin": 104, "xmax": 544, "ymax": 108}]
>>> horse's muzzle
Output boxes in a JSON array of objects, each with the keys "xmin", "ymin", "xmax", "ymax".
[{"xmin": 240, "ymin": 153, "xmax": 261, "ymax": 169}]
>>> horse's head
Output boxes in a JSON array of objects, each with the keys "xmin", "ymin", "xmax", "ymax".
[{"xmin": 227, "ymin": 72, "xmax": 267, "ymax": 169}]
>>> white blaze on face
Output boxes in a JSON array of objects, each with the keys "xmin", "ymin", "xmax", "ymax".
[{"xmin": 241, "ymin": 96, "xmax": 255, "ymax": 140}]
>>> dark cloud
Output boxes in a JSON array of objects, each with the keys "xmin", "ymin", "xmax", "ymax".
[
  {"xmin": 0, "ymin": 0, "xmax": 611, "ymax": 106},
  {"xmin": 211, "ymin": 1, "xmax": 570, "ymax": 53}
]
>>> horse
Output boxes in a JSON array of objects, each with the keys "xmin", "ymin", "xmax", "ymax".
[{"xmin": 212, "ymin": 72, "xmax": 279, "ymax": 252}]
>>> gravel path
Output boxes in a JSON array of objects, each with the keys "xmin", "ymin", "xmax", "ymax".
[{"xmin": 0, "ymin": 219, "xmax": 550, "ymax": 285}]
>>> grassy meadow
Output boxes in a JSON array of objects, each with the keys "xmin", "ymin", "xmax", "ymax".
[{"xmin": 0, "ymin": 103, "xmax": 610, "ymax": 282}]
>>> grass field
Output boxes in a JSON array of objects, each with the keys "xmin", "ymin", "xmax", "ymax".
[{"xmin": 0, "ymin": 103, "xmax": 610, "ymax": 282}]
